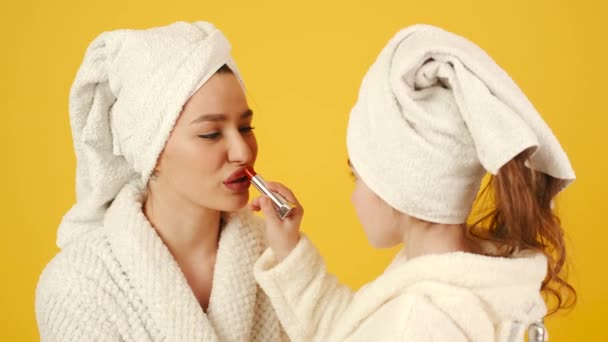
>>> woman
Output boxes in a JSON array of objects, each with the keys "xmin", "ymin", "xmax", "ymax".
[
  {"xmin": 251, "ymin": 24, "xmax": 576, "ymax": 341},
  {"xmin": 35, "ymin": 22, "xmax": 285, "ymax": 341}
]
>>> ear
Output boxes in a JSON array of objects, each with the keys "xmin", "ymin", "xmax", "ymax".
[
  {"xmin": 153, "ymin": 147, "xmax": 169, "ymax": 176},
  {"xmin": 150, "ymin": 155, "xmax": 163, "ymax": 181}
]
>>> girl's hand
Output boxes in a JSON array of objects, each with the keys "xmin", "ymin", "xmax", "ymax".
[{"xmin": 249, "ymin": 182, "xmax": 303, "ymax": 261}]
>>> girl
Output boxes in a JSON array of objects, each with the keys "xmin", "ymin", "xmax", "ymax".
[{"xmin": 251, "ymin": 24, "xmax": 576, "ymax": 342}]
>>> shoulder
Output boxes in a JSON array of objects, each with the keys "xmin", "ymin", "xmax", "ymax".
[
  {"xmin": 390, "ymin": 292, "xmax": 468, "ymax": 341},
  {"xmin": 35, "ymin": 230, "xmax": 121, "ymax": 340},
  {"xmin": 36, "ymin": 229, "xmax": 115, "ymax": 303},
  {"xmin": 38, "ymin": 229, "xmax": 109, "ymax": 286}
]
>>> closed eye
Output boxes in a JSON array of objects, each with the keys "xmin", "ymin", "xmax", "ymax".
[
  {"xmin": 198, "ymin": 132, "xmax": 221, "ymax": 140},
  {"xmin": 198, "ymin": 126, "xmax": 255, "ymax": 140},
  {"xmin": 239, "ymin": 126, "xmax": 255, "ymax": 134}
]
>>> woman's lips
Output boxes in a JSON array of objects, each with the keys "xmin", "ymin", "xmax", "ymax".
[
  {"xmin": 223, "ymin": 177, "xmax": 251, "ymax": 192},
  {"xmin": 224, "ymin": 168, "xmax": 251, "ymax": 192},
  {"xmin": 225, "ymin": 167, "xmax": 247, "ymax": 183}
]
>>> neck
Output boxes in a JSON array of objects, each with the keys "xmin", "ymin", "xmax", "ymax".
[
  {"xmin": 143, "ymin": 186, "xmax": 221, "ymax": 259},
  {"xmin": 401, "ymin": 218, "xmax": 470, "ymax": 260}
]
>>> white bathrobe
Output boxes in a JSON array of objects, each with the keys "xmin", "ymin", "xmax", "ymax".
[
  {"xmin": 255, "ymin": 236, "xmax": 548, "ymax": 342},
  {"xmin": 36, "ymin": 182, "xmax": 287, "ymax": 342}
]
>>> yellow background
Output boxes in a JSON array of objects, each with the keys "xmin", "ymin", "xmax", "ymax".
[{"xmin": 1, "ymin": 0, "xmax": 606, "ymax": 340}]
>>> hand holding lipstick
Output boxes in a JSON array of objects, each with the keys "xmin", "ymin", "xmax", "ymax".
[{"xmin": 248, "ymin": 171, "xmax": 303, "ymax": 261}]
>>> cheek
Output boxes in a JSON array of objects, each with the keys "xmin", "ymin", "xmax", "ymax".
[
  {"xmin": 163, "ymin": 137, "xmax": 225, "ymax": 180},
  {"xmin": 351, "ymin": 183, "xmax": 376, "ymax": 228},
  {"xmin": 193, "ymin": 145, "xmax": 224, "ymax": 172},
  {"xmin": 351, "ymin": 182, "xmax": 399, "ymax": 247},
  {"xmin": 247, "ymin": 135, "xmax": 258, "ymax": 162}
]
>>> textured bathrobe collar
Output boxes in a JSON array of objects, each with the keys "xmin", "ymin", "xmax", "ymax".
[{"xmin": 104, "ymin": 181, "xmax": 266, "ymax": 341}]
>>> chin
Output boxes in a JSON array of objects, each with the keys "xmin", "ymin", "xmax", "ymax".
[
  {"xmin": 368, "ymin": 240, "xmax": 395, "ymax": 249},
  {"xmin": 365, "ymin": 232, "xmax": 399, "ymax": 249},
  {"xmin": 218, "ymin": 193, "xmax": 250, "ymax": 212},
  {"xmin": 191, "ymin": 189, "xmax": 250, "ymax": 212}
]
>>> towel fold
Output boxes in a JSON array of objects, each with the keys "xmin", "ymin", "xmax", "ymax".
[{"xmin": 347, "ymin": 24, "xmax": 575, "ymax": 224}]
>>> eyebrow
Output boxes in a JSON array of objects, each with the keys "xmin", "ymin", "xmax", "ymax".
[{"xmin": 190, "ymin": 109, "xmax": 253, "ymax": 125}]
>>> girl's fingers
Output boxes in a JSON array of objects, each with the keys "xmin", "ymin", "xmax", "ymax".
[
  {"xmin": 265, "ymin": 182, "xmax": 299, "ymax": 205},
  {"xmin": 259, "ymin": 196, "xmax": 281, "ymax": 224},
  {"xmin": 248, "ymin": 197, "xmax": 262, "ymax": 211}
]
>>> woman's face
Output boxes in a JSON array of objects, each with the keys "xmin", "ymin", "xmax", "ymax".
[
  {"xmin": 349, "ymin": 161, "xmax": 403, "ymax": 248},
  {"xmin": 153, "ymin": 70, "xmax": 257, "ymax": 212}
]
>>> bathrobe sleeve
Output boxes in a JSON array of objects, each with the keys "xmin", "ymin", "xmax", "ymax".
[
  {"xmin": 254, "ymin": 235, "xmax": 473, "ymax": 341},
  {"xmin": 254, "ymin": 235, "xmax": 354, "ymax": 341}
]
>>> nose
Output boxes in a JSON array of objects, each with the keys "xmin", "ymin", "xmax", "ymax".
[{"xmin": 227, "ymin": 131, "xmax": 255, "ymax": 165}]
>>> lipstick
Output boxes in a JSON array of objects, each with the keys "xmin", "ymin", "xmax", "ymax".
[{"xmin": 245, "ymin": 167, "xmax": 295, "ymax": 220}]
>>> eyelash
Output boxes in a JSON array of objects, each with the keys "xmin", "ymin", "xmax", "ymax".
[{"xmin": 198, "ymin": 126, "xmax": 255, "ymax": 140}]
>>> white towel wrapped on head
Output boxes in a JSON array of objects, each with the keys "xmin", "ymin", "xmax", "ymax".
[
  {"xmin": 59, "ymin": 22, "xmax": 242, "ymax": 247},
  {"xmin": 347, "ymin": 24, "xmax": 575, "ymax": 224}
]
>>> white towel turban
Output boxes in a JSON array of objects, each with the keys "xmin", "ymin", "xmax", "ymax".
[
  {"xmin": 58, "ymin": 21, "xmax": 242, "ymax": 247},
  {"xmin": 347, "ymin": 24, "xmax": 575, "ymax": 224}
]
